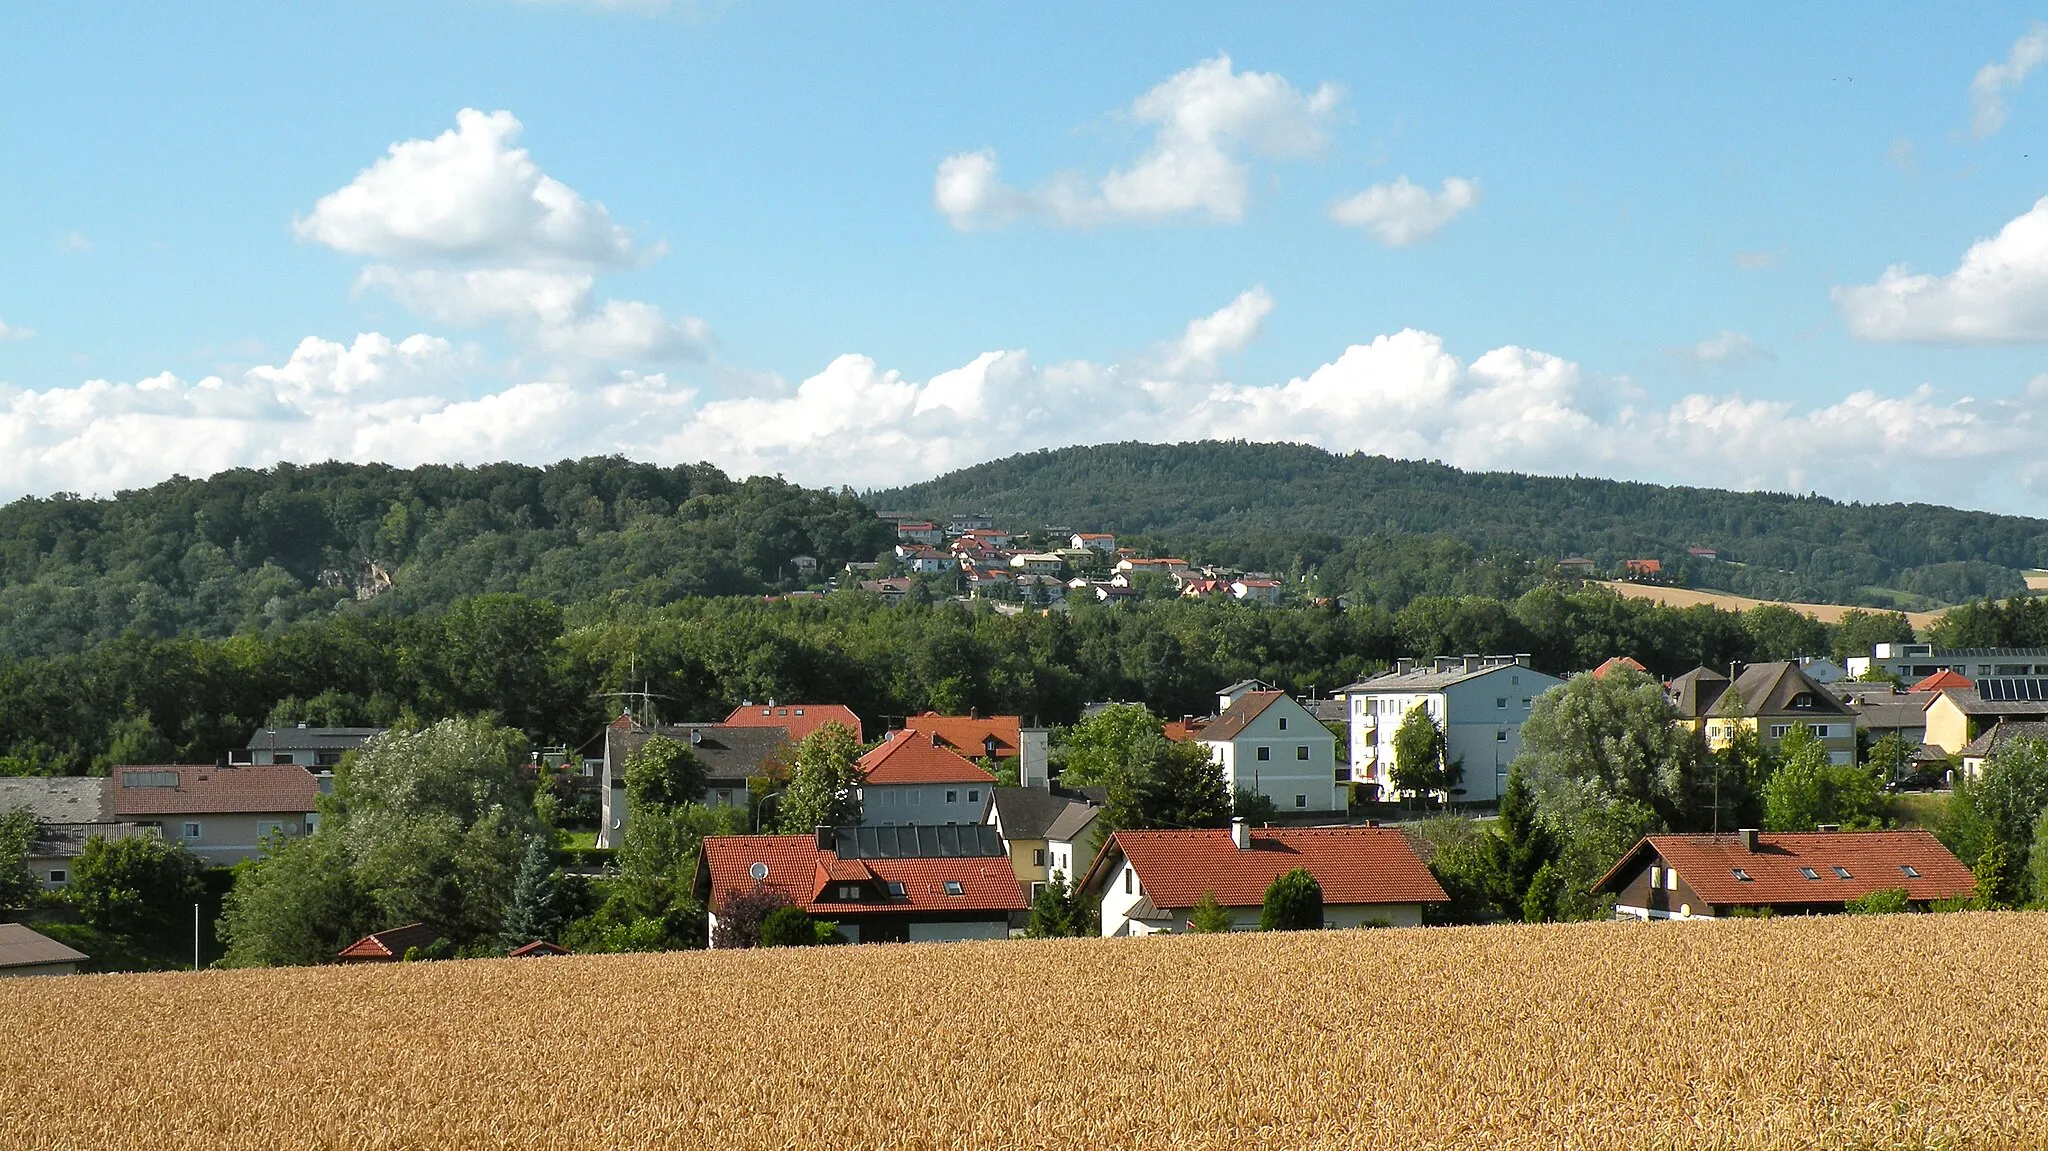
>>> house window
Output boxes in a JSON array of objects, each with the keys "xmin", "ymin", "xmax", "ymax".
[
  {"xmin": 1495, "ymin": 730, "xmax": 1508, "ymax": 742},
  {"xmin": 1832, "ymin": 866, "xmax": 1853, "ymax": 879},
  {"xmin": 1296, "ymin": 745, "xmax": 1310, "ymax": 760},
  {"xmin": 837, "ymin": 885, "xmax": 862, "ymax": 900},
  {"xmin": 316, "ymin": 751, "xmax": 342, "ymax": 767},
  {"xmin": 181, "ymin": 822, "xmax": 202, "ymax": 840},
  {"xmin": 1278, "ymin": 717, "xmax": 1288, "ymax": 730},
  {"xmin": 48, "ymin": 869, "xmax": 66, "ymax": 883},
  {"xmin": 1649, "ymin": 864, "xmax": 1662, "ymax": 887},
  {"xmin": 1256, "ymin": 746, "xmax": 1271, "ymax": 761},
  {"xmin": 1799, "ymin": 867, "xmax": 1820, "ymax": 880},
  {"xmin": 944, "ymin": 880, "xmax": 964, "ymax": 897},
  {"xmin": 1029, "ymin": 881, "xmax": 1045, "ymax": 900},
  {"xmin": 886, "ymin": 881, "xmax": 906, "ymax": 897},
  {"xmin": 1124, "ymin": 869, "xmax": 1133, "ymax": 894},
  {"xmin": 794, "ymin": 708, "xmax": 806, "ymax": 716},
  {"xmin": 883, "ymin": 790, "xmax": 897, "ymax": 806},
  {"xmin": 1900, "ymin": 864, "xmax": 1921, "ymax": 878},
  {"xmin": 1033, "ymin": 849, "xmax": 1046, "ymax": 866},
  {"xmin": 968, "ymin": 790, "xmax": 980, "ymax": 803},
  {"xmin": 1809, "ymin": 725, "xmax": 1832, "ymax": 739},
  {"xmin": 908, "ymin": 790, "xmax": 920, "ymax": 806},
  {"xmin": 1768, "ymin": 724, "xmax": 1792, "ymax": 738},
  {"xmin": 1496, "ymin": 697, "xmax": 1508, "ymax": 709},
  {"xmin": 1732, "ymin": 868, "xmax": 1754, "ymax": 882},
  {"xmin": 946, "ymin": 790, "xmax": 958, "ymax": 803},
  {"xmin": 1294, "ymin": 794, "xmax": 1307, "ymax": 808},
  {"xmin": 1665, "ymin": 870, "xmax": 1677, "ymax": 891},
  {"xmin": 1522, "ymin": 698, "xmax": 1532, "ymax": 709}
]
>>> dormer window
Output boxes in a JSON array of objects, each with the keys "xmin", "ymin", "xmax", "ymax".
[
  {"xmin": 1900, "ymin": 865, "xmax": 1921, "ymax": 879},
  {"xmin": 886, "ymin": 881, "xmax": 906, "ymax": 897},
  {"xmin": 836, "ymin": 885, "xmax": 862, "ymax": 900}
]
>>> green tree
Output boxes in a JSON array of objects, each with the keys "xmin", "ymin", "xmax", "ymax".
[
  {"xmin": 1521, "ymin": 861, "xmax": 1564, "ymax": 924},
  {"xmin": 624, "ymin": 736, "xmax": 709, "ymax": 813},
  {"xmin": 93, "ymin": 715, "xmax": 177, "ymax": 774},
  {"xmin": 1052, "ymin": 704, "xmax": 1163, "ymax": 787},
  {"xmin": 1973, "ymin": 840, "xmax": 2018, "ymax": 909},
  {"xmin": 1763, "ymin": 727, "xmax": 1829, "ymax": 831},
  {"xmin": 1486, "ymin": 765, "xmax": 1557, "ymax": 920},
  {"xmin": 1260, "ymin": 867, "xmax": 1323, "ymax": 931},
  {"xmin": 1187, "ymin": 889, "xmax": 1233, "ymax": 933},
  {"xmin": 776, "ymin": 722, "xmax": 864, "ymax": 833},
  {"xmin": 1391, "ymin": 704, "xmax": 1447, "ymax": 802},
  {"xmin": 498, "ymin": 835, "xmax": 563, "ymax": 951},
  {"xmin": 1232, "ymin": 787, "xmax": 1280, "ymax": 826},
  {"xmin": 1866, "ymin": 732, "xmax": 1914, "ymax": 785},
  {"xmin": 1833, "ymin": 608, "xmax": 1916, "ymax": 663},
  {"xmin": 1844, "ymin": 886, "xmax": 1912, "ymax": 915},
  {"xmin": 1141, "ymin": 738, "xmax": 1234, "ymax": 831},
  {"xmin": 218, "ymin": 832, "xmax": 379, "ymax": 967},
  {"xmin": 69, "ymin": 834, "xmax": 206, "ymax": 967},
  {"xmin": 1025, "ymin": 873, "xmax": 1085, "ymax": 938},
  {"xmin": 758, "ymin": 905, "xmax": 818, "ymax": 947},
  {"xmin": 0, "ymin": 805, "xmax": 39, "ymax": 914}
]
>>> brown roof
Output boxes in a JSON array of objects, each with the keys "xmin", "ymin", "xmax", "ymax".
[
  {"xmin": 1958, "ymin": 720, "xmax": 2048, "ymax": 760},
  {"xmin": 722, "ymin": 704, "xmax": 864, "ymax": 743},
  {"xmin": 1591, "ymin": 656, "xmax": 1648, "ymax": 680},
  {"xmin": 1083, "ymin": 827, "xmax": 1447, "ymax": 910},
  {"xmin": 858, "ymin": 731, "xmax": 996, "ymax": 786},
  {"xmin": 1192, "ymin": 690, "xmax": 1287, "ymax": 743},
  {"xmin": 1911, "ymin": 669, "xmax": 1975, "ymax": 692},
  {"xmin": 1710, "ymin": 662, "xmax": 1856, "ymax": 720},
  {"xmin": 507, "ymin": 940, "xmax": 568, "ymax": 957},
  {"xmin": 901, "ymin": 712, "xmax": 1023, "ymax": 759},
  {"xmin": 1667, "ymin": 667, "xmax": 1730, "ymax": 719},
  {"xmin": 336, "ymin": 923, "xmax": 443, "ymax": 961},
  {"xmin": 699, "ymin": 835, "xmax": 1027, "ymax": 915},
  {"xmin": 1595, "ymin": 831, "xmax": 1973, "ymax": 907},
  {"xmin": 111, "ymin": 765, "xmax": 318, "ymax": 817},
  {"xmin": 0, "ymin": 923, "xmax": 89, "ymax": 970}
]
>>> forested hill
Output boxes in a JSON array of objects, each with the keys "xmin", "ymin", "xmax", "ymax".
[
  {"xmin": 0, "ymin": 458, "xmax": 890, "ymax": 658},
  {"xmin": 872, "ymin": 441, "xmax": 2048, "ymax": 608}
]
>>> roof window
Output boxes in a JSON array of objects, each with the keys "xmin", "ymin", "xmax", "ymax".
[
  {"xmin": 1900, "ymin": 864, "xmax": 1921, "ymax": 879},
  {"xmin": 886, "ymin": 881, "xmax": 906, "ymax": 897},
  {"xmin": 1832, "ymin": 866, "xmax": 1853, "ymax": 879},
  {"xmin": 943, "ymin": 880, "xmax": 965, "ymax": 896},
  {"xmin": 1799, "ymin": 867, "xmax": 1820, "ymax": 880},
  {"xmin": 1731, "ymin": 868, "xmax": 1754, "ymax": 882}
]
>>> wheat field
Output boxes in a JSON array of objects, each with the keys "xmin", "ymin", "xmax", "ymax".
[{"xmin": 4, "ymin": 913, "xmax": 2047, "ymax": 1150}]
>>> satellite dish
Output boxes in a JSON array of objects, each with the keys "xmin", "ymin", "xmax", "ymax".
[{"xmin": 749, "ymin": 861, "xmax": 769, "ymax": 881}]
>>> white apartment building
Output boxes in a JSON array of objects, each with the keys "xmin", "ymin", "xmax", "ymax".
[{"xmin": 1337, "ymin": 655, "xmax": 1564, "ymax": 804}]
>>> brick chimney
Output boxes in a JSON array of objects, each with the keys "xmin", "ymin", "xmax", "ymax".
[
  {"xmin": 1229, "ymin": 817, "xmax": 1251, "ymax": 850},
  {"xmin": 1739, "ymin": 828, "xmax": 1759, "ymax": 852}
]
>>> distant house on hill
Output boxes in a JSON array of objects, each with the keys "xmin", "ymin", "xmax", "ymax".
[
  {"xmin": 1590, "ymin": 656, "xmax": 1649, "ymax": 680},
  {"xmin": 1622, "ymin": 558, "xmax": 1664, "ymax": 582},
  {"xmin": 1687, "ymin": 546, "xmax": 1718, "ymax": 562},
  {"xmin": 598, "ymin": 718, "xmax": 792, "ymax": 847},
  {"xmin": 1079, "ymin": 822, "xmax": 1446, "ymax": 936},
  {"xmin": 1596, "ymin": 830, "xmax": 1972, "ymax": 919},
  {"xmin": 723, "ymin": 703, "xmax": 864, "ymax": 743},
  {"xmin": 1557, "ymin": 557, "xmax": 1598, "ymax": 576}
]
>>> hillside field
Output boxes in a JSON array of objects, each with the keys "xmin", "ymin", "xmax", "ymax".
[
  {"xmin": 5, "ymin": 914, "xmax": 2047, "ymax": 1150},
  {"xmin": 1590, "ymin": 580, "xmax": 1948, "ymax": 630}
]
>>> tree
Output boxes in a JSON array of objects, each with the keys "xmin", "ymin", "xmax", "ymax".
[
  {"xmin": 1486, "ymin": 765, "xmax": 1557, "ymax": 919},
  {"xmin": 1025, "ymin": 873, "xmax": 1086, "ymax": 938},
  {"xmin": 1762, "ymin": 728, "xmax": 1828, "ymax": 832},
  {"xmin": 1232, "ymin": 787, "xmax": 1280, "ymax": 826},
  {"xmin": 1053, "ymin": 704, "xmax": 1163, "ymax": 787},
  {"xmin": 709, "ymin": 884, "xmax": 792, "ymax": 949},
  {"xmin": 1973, "ymin": 840, "xmax": 2019, "ymax": 910},
  {"xmin": 624, "ymin": 736, "xmax": 709, "ymax": 813},
  {"xmin": 69, "ymin": 834, "xmax": 206, "ymax": 967},
  {"xmin": 1391, "ymin": 705, "xmax": 1447, "ymax": 803},
  {"xmin": 1845, "ymin": 887, "xmax": 1912, "ymax": 915},
  {"xmin": 0, "ymin": 805, "xmax": 37, "ymax": 914},
  {"xmin": 1187, "ymin": 889, "xmax": 1233, "ymax": 933},
  {"xmin": 218, "ymin": 832, "xmax": 378, "ymax": 967},
  {"xmin": 1139, "ymin": 738, "xmax": 1234, "ymax": 831},
  {"xmin": 1833, "ymin": 609, "xmax": 1916, "ymax": 663},
  {"xmin": 1866, "ymin": 732, "xmax": 1914, "ymax": 786},
  {"xmin": 498, "ymin": 836, "xmax": 563, "ymax": 951},
  {"xmin": 776, "ymin": 723, "xmax": 864, "ymax": 833},
  {"xmin": 758, "ymin": 905, "xmax": 819, "ymax": 947},
  {"xmin": 1260, "ymin": 867, "xmax": 1323, "ymax": 931},
  {"xmin": 1521, "ymin": 861, "xmax": 1564, "ymax": 924}
]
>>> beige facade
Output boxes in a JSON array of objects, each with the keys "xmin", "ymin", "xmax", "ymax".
[{"xmin": 138, "ymin": 811, "xmax": 309, "ymax": 867}]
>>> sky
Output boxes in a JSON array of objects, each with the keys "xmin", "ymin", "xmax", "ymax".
[{"xmin": 8, "ymin": 6, "xmax": 2048, "ymax": 513}]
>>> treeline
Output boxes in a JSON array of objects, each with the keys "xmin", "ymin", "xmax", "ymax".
[
  {"xmin": 0, "ymin": 457, "xmax": 892, "ymax": 658},
  {"xmin": 871, "ymin": 440, "xmax": 2047, "ymax": 606},
  {"xmin": 0, "ymin": 586, "xmax": 1916, "ymax": 777}
]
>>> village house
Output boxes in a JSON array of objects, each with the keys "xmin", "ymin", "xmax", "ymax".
[
  {"xmin": 858, "ymin": 576, "xmax": 913, "ymax": 602},
  {"xmin": 983, "ymin": 786, "xmax": 1105, "ymax": 899},
  {"xmin": 698, "ymin": 825, "xmax": 1027, "ymax": 944},
  {"xmin": 1169, "ymin": 686, "xmax": 1344, "ymax": 814},
  {"xmin": 336, "ymin": 923, "xmax": 444, "ymax": 962},
  {"xmin": 900, "ymin": 711, "xmax": 1051, "ymax": 787},
  {"xmin": 110, "ymin": 764, "xmax": 320, "ymax": 867},
  {"xmin": 598, "ymin": 717, "xmax": 792, "ymax": 848},
  {"xmin": 1595, "ymin": 829, "xmax": 1973, "ymax": 919},
  {"xmin": 1921, "ymin": 688, "xmax": 2048, "ymax": 756},
  {"xmin": 1043, "ymin": 800, "xmax": 1103, "ymax": 890},
  {"xmin": 230, "ymin": 725, "xmax": 384, "ymax": 768},
  {"xmin": 1337, "ymin": 655, "xmax": 1565, "ymax": 804},
  {"xmin": 1230, "ymin": 578, "xmax": 1283, "ymax": 605},
  {"xmin": 1557, "ymin": 557, "xmax": 1598, "ymax": 576},
  {"xmin": 956, "ymin": 527, "xmax": 1013, "ymax": 549},
  {"xmin": 1008, "ymin": 552, "xmax": 1065, "ymax": 576},
  {"xmin": 857, "ymin": 730, "xmax": 997, "ymax": 827},
  {"xmin": 893, "ymin": 545, "xmax": 955, "ymax": 574},
  {"xmin": 1622, "ymin": 558, "xmax": 1664, "ymax": 581},
  {"xmin": 1958, "ymin": 720, "xmax": 2048, "ymax": 780},
  {"xmin": 1079, "ymin": 822, "xmax": 1446, "ymax": 936},
  {"xmin": 893, "ymin": 520, "xmax": 944, "ymax": 547},
  {"xmin": 1070, "ymin": 532, "xmax": 1117, "ymax": 553},
  {"xmin": 0, "ymin": 923, "xmax": 90, "ymax": 978},
  {"xmin": 723, "ymin": 703, "xmax": 864, "ymax": 742},
  {"xmin": 1667, "ymin": 662, "xmax": 1858, "ymax": 764},
  {"xmin": 1847, "ymin": 644, "xmax": 2048, "ymax": 700}
]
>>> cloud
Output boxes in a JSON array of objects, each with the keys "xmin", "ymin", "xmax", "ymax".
[
  {"xmin": 1667, "ymin": 330, "xmax": 1772, "ymax": 366},
  {"xmin": 1971, "ymin": 23, "xmax": 2048, "ymax": 139},
  {"xmin": 306, "ymin": 110, "xmax": 709, "ymax": 364},
  {"xmin": 935, "ymin": 55, "xmax": 1342, "ymax": 229},
  {"xmin": 58, "ymin": 232, "xmax": 89, "ymax": 254},
  {"xmin": 1834, "ymin": 195, "xmax": 2048, "ymax": 342},
  {"xmin": 0, "ymin": 321, "xmax": 33, "ymax": 341},
  {"xmin": 1329, "ymin": 176, "xmax": 1479, "ymax": 246},
  {"xmin": 13, "ymin": 292, "xmax": 2048, "ymax": 512}
]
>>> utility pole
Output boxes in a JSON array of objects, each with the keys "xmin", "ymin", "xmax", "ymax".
[{"xmin": 193, "ymin": 903, "xmax": 200, "ymax": 971}]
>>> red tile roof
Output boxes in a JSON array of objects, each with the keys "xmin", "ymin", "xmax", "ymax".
[
  {"xmin": 858, "ymin": 730, "xmax": 996, "ymax": 785},
  {"xmin": 900, "ymin": 712, "xmax": 1023, "ymax": 761},
  {"xmin": 507, "ymin": 940, "xmax": 568, "ymax": 957},
  {"xmin": 1089, "ymin": 827, "xmax": 1447, "ymax": 909},
  {"xmin": 336, "ymin": 923, "xmax": 442, "ymax": 961},
  {"xmin": 1592, "ymin": 656, "xmax": 1649, "ymax": 679},
  {"xmin": 1910, "ymin": 669, "xmax": 1974, "ymax": 693},
  {"xmin": 700, "ymin": 835, "xmax": 1027, "ymax": 914},
  {"xmin": 112, "ymin": 765, "xmax": 319, "ymax": 817},
  {"xmin": 1190, "ymin": 690, "xmax": 1286, "ymax": 742},
  {"xmin": 722, "ymin": 704, "xmax": 864, "ymax": 743},
  {"xmin": 1596, "ymin": 830, "xmax": 1974, "ymax": 907}
]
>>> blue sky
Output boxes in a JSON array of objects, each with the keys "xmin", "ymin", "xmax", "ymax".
[{"xmin": 7, "ymin": 4, "xmax": 2048, "ymax": 512}]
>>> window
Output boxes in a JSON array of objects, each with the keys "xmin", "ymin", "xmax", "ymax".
[
  {"xmin": 1296, "ymin": 745, "xmax": 1310, "ymax": 760},
  {"xmin": 943, "ymin": 881, "xmax": 964, "ymax": 896},
  {"xmin": 1665, "ymin": 869, "xmax": 1677, "ymax": 891},
  {"xmin": 1522, "ymin": 698, "xmax": 1533, "ymax": 709},
  {"xmin": 1495, "ymin": 730, "xmax": 1508, "ymax": 742},
  {"xmin": 272, "ymin": 752, "xmax": 297, "ymax": 766},
  {"xmin": 1334, "ymin": 767, "xmax": 1350, "ymax": 782},
  {"xmin": 837, "ymin": 885, "xmax": 862, "ymax": 900},
  {"xmin": 1900, "ymin": 864, "xmax": 1921, "ymax": 879},
  {"xmin": 1799, "ymin": 867, "xmax": 1820, "ymax": 881},
  {"xmin": 794, "ymin": 708, "xmax": 806, "ymax": 716},
  {"xmin": 181, "ymin": 821, "xmax": 202, "ymax": 840},
  {"xmin": 1496, "ymin": 697, "xmax": 1508, "ymax": 710},
  {"xmin": 1832, "ymin": 866, "xmax": 1853, "ymax": 879},
  {"xmin": 968, "ymin": 789, "xmax": 980, "ymax": 803},
  {"xmin": 884, "ymin": 791, "xmax": 897, "ymax": 806},
  {"xmin": 1256, "ymin": 746, "xmax": 1271, "ymax": 761},
  {"xmin": 886, "ymin": 881, "xmax": 906, "ymax": 897},
  {"xmin": 1124, "ymin": 869, "xmax": 1133, "ymax": 894},
  {"xmin": 315, "ymin": 751, "xmax": 342, "ymax": 767},
  {"xmin": 1294, "ymin": 794, "xmax": 1307, "ymax": 808},
  {"xmin": 1809, "ymin": 725, "xmax": 1832, "ymax": 739},
  {"xmin": 1732, "ymin": 868, "xmax": 1754, "ymax": 882},
  {"xmin": 48, "ymin": 869, "xmax": 66, "ymax": 883},
  {"xmin": 257, "ymin": 821, "xmax": 286, "ymax": 839},
  {"xmin": 908, "ymin": 790, "xmax": 921, "ymax": 806},
  {"xmin": 1033, "ymin": 849, "xmax": 1046, "ymax": 866},
  {"xmin": 1278, "ymin": 717, "xmax": 1288, "ymax": 730},
  {"xmin": 946, "ymin": 790, "xmax": 958, "ymax": 804},
  {"xmin": 1768, "ymin": 724, "xmax": 1792, "ymax": 738}
]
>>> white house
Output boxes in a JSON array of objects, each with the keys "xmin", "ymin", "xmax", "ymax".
[
  {"xmin": 1070, "ymin": 532, "xmax": 1117, "ymax": 554},
  {"xmin": 1079, "ymin": 822, "xmax": 1446, "ymax": 936},
  {"xmin": 1230, "ymin": 578, "xmax": 1283, "ymax": 605},
  {"xmin": 856, "ymin": 730, "xmax": 997, "ymax": 827},
  {"xmin": 893, "ymin": 545, "xmax": 954, "ymax": 574},
  {"xmin": 1173, "ymin": 687, "xmax": 1343, "ymax": 814},
  {"xmin": 1009, "ymin": 552, "xmax": 1065, "ymax": 576},
  {"xmin": 1336, "ymin": 655, "xmax": 1565, "ymax": 804}
]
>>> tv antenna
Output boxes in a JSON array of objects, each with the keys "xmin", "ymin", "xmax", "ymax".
[{"xmin": 595, "ymin": 656, "xmax": 675, "ymax": 727}]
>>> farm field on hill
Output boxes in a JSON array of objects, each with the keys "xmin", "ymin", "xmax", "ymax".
[
  {"xmin": 5, "ymin": 915, "xmax": 2047, "ymax": 1151},
  {"xmin": 1590, "ymin": 580, "xmax": 1948, "ymax": 629}
]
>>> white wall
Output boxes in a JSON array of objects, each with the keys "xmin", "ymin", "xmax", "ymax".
[
  {"xmin": 1099, "ymin": 859, "xmax": 1148, "ymax": 936},
  {"xmin": 1204, "ymin": 696, "xmax": 1342, "ymax": 812},
  {"xmin": 1348, "ymin": 665, "xmax": 1561, "ymax": 804},
  {"xmin": 860, "ymin": 782, "xmax": 990, "ymax": 826}
]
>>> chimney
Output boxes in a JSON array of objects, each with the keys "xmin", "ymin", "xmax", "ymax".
[
  {"xmin": 1463, "ymin": 655, "xmax": 1481, "ymax": 673},
  {"xmin": 1229, "ymin": 817, "xmax": 1251, "ymax": 850},
  {"xmin": 815, "ymin": 825, "xmax": 834, "ymax": 851},
  {"xmin": 1361, "ymin": 819, "xmax": 1379, "ymax": 828},
  {"xmin": 1738, "ymin": 828, "xmax": 1759, "ymax": 852},
  {"xmin": 1395, "ymin": 658, "xmax": 1414, "ymax": 675},
  {"xmin": 1816, "ymin": 823, "xmax": 1841, "ymax": 833}
]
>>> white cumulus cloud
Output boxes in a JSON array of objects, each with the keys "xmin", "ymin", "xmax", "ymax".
[
  {"xmin": 1972, "ymin": 23, "xmax": 2048, "ymax": 139},
  {"xmin": 0, "ymin": 321, "xmax": 33, "ymax": 341},
  {"xmin": 935, "ymin": 55, "xmax": 1342, "ymax": 230},
  {"xmin": 1835, "ymin": 194, "xmax": 2048, "ymax": 342},
  {"xmin": 1668, "ymin": 330, "xmax": 1772, "ymax": 366},
  {"xmin": 1329, "ymin": 176, "xmax": 1480, "ymax": 246}
]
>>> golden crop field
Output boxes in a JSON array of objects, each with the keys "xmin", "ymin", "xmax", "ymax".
[{"xmin": 5, "ymin": 913, "xmax": 2048, "ymax": 1150}]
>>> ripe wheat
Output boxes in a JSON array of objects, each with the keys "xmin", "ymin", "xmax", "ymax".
[{"xmin": 3, "ymin": 912, "xmax": 2046, "ymax": 1150}]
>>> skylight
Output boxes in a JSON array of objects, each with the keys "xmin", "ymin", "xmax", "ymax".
[
  {"xmin": 943, "ymin": 880, "xmax": 964, "ymax": 896},
  {"xmin": 1731, "ymin": 868, "xmax": 1753, "ymax": 882},
  {"xmin": 1832, "ymin": 866, "xmax": 1853, "ymax": 879},
  {"xmin": 1900, "ymin": 865, "xmax": 1921, "ymax": 879},
  {"xmin": 886, "ymin": 881, "xmax": 906, "ymax": 897},
  {"xmin": 1799, "ymin": 867, "xmax": 1820, "ymax": 880}
]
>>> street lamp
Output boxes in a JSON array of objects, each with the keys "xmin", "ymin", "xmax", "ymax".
[{"xmin": 753, "ymin": 789, "xmax": 787, "ymax": 834}]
